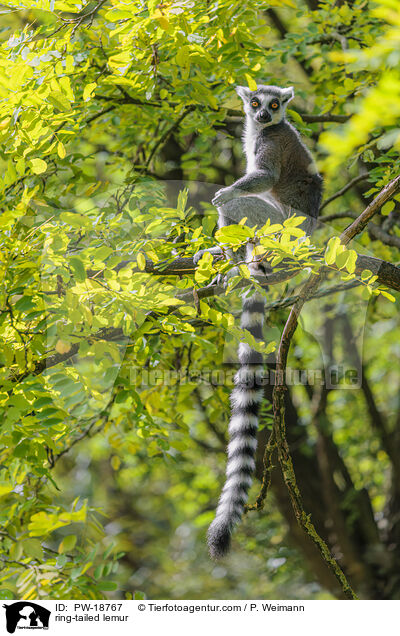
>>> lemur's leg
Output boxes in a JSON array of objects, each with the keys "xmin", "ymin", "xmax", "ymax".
[
  {"xmin": 193, "ymin": 246, "xmax": 224, "ymax": 265},
  {"xmin": 194, "ymin": 196, "xmax": 283, "ymax": 267}
]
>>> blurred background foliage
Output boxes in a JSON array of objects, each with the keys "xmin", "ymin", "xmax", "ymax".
[{"xmin": 0, "ymin": 0, "xmax": 400, "ymax": 600}]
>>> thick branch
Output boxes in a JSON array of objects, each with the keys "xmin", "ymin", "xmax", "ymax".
[
  {"xmin": 321, "ymin": 211, "xmax": 400, "ymax": 249},
  {"xmin": 13, "ymin": 179, "xmax": 400, "ymax": 388},
  {"xmin": 139, "ymin": 252, "xmax": 400, "ymax": 292},
  {"xmin": 226, "ymin": 109, "xmax": 350, "ymax": 124},
  {"xmin": 340, "ymin": 175, "xmax": 400, "ymax": 245},
  {"xmin": 271, "ymin": 175, "xmax": 400, "ymax": 419},
  {"xmin": 13, "ymin": 327, "xmax": 126, "ymax": 385}
]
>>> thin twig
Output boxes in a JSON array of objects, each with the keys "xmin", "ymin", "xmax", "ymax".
[
  {"xmin": 340, "ymin": 175, "xmax": 400, "ymax": 245},
  {"xmin": 320, "ymin": 174, "xmax": 370, "ymax": 211},
  {"xmin": 85, "ymin": 105, "xmax": 115, "ymax": 125},
  {"xmin": 95, "ymin": 93, "xmax": 350, "ymax": 124},
  {"xmin": 145, "ymin": 105, "xmax": 195, "ymax": 169}
]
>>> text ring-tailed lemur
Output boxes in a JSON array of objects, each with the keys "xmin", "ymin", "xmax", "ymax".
[{"xmin": 195, "ymin": 84, "xmax": 323, "ymax": 559}]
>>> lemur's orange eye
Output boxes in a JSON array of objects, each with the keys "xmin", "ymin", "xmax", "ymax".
[
  {"xmin": 251, "ymin": 100, "xmax": 259, "ymax": 108},
  {"xmin": 271, "ymin": 101, "xmax": 279, "ymax": 109}
]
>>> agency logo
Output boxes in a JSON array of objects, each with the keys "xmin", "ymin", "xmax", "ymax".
[{"xmin": 3, "ymin": 602, "xmax": 50, "ymax": 633}]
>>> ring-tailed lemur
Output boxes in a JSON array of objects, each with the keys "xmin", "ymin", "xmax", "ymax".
[{"xmin": 196, "ymin": 84, "xmax": 322, "ymax": 559}]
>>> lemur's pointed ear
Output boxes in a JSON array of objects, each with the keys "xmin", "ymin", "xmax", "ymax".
[
  {"xmin": 282, "ymin": 86, "xmax": 294, "ymax": 104},
  {"xmin": 236, "ymin": 86, "xmax": 251, "ymax": 101}
]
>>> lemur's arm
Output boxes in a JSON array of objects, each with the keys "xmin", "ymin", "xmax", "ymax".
[{"xmin": 212, "ymin": 149, "xmax": 280, "ymax": 207}]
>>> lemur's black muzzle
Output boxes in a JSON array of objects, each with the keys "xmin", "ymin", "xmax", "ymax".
[{"xmin": 257, "ymin": 110, "xmax": 271, "ymax": 123}]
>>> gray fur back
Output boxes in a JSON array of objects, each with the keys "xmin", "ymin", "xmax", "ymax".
[{"xmin": 255, "ymin": 121, "xmax": 322, "ymax": 219}]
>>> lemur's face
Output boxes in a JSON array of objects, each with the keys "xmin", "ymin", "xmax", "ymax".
[{"xmin": 236, "ymin": 84, "xmax": 294, "ymax": 126}]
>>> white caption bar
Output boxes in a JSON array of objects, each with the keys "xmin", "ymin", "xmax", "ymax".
[{"xmin": 1, "ymin": 599, "xmax": 397, "ymax": 636}]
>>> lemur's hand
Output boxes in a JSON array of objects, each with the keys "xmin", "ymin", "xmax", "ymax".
[{"xmin": 212, "ymin": 186, "xmax": 239, "ymax": 207}]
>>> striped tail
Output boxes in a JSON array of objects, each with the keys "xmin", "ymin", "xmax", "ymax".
[{"xmin": 208, "ymin": 290, "xmax": 265, "ymax": 559}]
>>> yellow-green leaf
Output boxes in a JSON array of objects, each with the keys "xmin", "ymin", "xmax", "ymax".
[
  {"xmin": 57, "ymin": 141, "xmax": 66, "ymax": 159},
  {"xmin": 22, "ymin": 538, "xmax": 43, "ymax": 561},
  {"xmin": 30, "ymin": 158, "xmax": 47, "ymax": 174},
  {"xmin": 287, "ymin": 109, "xmax": 303, "ymax": 123},
  {"xmin": 345, "ymin": 249, "xmax": 357, "ymax": 273},
  {"xmin": 244, "ymin": 73, "xmax": 257, "ymax": 91},
  {"xmin": 380, "ymin": 290, "xmax": 396, "ymax": 302},
  {"xmin": 83, "ymin": 82, "xmax": 97, "ymax": 101},
  {"xmin": 381, "ymin": 200, "xmax": 395, "ymax": 216},
  {"xmin": 58, "ymin": 535, "xmax": 77, "ymax": 554},
  {"xmin": 361, "ymin": 269, "xmax": 373, "ymax": 280},
  {"xmin": 325, "ymin": 237, "xmax": 341, "ymax": 265},
  {"xmin": 137, "ymin": 253, "xmax": 146, "ymax": 271}
]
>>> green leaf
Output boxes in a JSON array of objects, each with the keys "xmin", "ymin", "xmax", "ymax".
[
  {"xmin": 22, "ymin": 538, "xmax": 43, "ymax": 561},
  {"xmin": 57, "ymin": 141, "xmax": 66, "ymax": 159},
  {"xmin": 34, "ymin": 397, "xmax": 54, "ymax": 409},
  {"xmin": 325, "ymin": 237, "xmax": 341, "ymax": 265},
  {"xmin": 83, "ymin": 82, "xmax": 97, "ymax": 101},
  {"xmin": 137, "ymin": 252, "xmax": 146, "ymax": 271},
  {"xmin": 58, "ymin": 535, "xmax": 77, "ymax": 554},
  {"xmin": 0, "ymin": 590, "xmax": 14, "ymax": 600},
  {"xmin": 344, "ymin": 249, "xmax": 357, "ymax": 273},
  {"xmin": 361, "ymin": 269, "xmax": 373, "ymax": 280},
  {"xmin": 97, "ymin": 580, "xmax": 118, "ymax": 591},
  {"xmin": 14, "ymin": 441, "xmax": 30, "ymax": 458},
  {"xmin": 381, "ymin": 200, "xmax": 395, "ymax": 216},
  {"xmin": 69, "ymin": 256, "xmax": 86, "ymax": 282},
  {"xmin": 361, "ymin": 285, "xmax": 372, "ymax": 300},
  {"xmin": 108, "ymin": 51, "xmax": 131, "ymax": 72},
  {"xmin": 380, "ymin": 290, "xmax": 396, "ymax": 302},
  {"xmin": 244, "ymin": 73, "xmax": 257, "ymax": 91},
  {"xmin": 194, "ymin": 251, "xmax": 214, "ymax": 284},
  {"xmin": 238, "ymin": 264, "xmax": 250, "ymax": 278},
  {"xmin": 287, "ymin": 109, "xmax": 303, "ymax": 123},
  {"xmin": 134, "ymin": 591, "xmax": 146, "ymax": 600},
  {"xmin": 14, "ymin": 296, "xmax": 36, "ymax": 312},
  {"xmin": 60, "ymin": 212, "xmax": 92, "ymax": 230},
  {"xmin": 215, "ymin": 224, "xmax": 254, "ymax": 244},
  {"xmin": 335, "ymin": 250, "xmax": 349, "ymax": 269},
  {"xmin": 56, "ymin": 555, "xmax": 67, "ymax": 568},
  {"xmin": 30, "ymin": 158, "xmax": 47, "ymax": 174}
]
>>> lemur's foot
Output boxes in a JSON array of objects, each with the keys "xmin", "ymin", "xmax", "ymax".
[
  {"xmin": 193, "ymin": 247, "xmax": 224, "ymax": 266},
  {"xmin": 207, "ymin": 267, "xmax": 239, "ymax": 288},
  {"xmin": 206, "ymin": 273, "xmax": 224, "ymax": 287},
  {"xmin": 257, "ymin": 261, "xmax": 273, "ymax": 276},
  {"xmin": 212, "ymin": 186, "xmax": 239, "ymax": 207}
]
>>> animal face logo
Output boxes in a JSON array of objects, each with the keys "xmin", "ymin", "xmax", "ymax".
[{"xmin": 3, "ymin": 602, "xmax": 50, "ymax": 634}]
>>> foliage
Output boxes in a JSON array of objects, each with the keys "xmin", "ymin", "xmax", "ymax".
[{"xmin": 0, "ymin": 0, "xmax": 399, "ymax": 600}]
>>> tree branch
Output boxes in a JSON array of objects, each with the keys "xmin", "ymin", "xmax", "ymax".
[
  {"xmin": 321, "ymin": 211, "xmax": 400, "ymax": 249},
  {"xmin": 12, "ymin": 180, "xmax": 400, "ymax": 389},
  {"xmin": 245, "ymin": 428, "xmax": 276, "ymax": 512},
  {"xmin": 138, "ymin": 251, "xmax": 400, "ymax": 292},
  {"xmin": 320, "ymin": 174, "xmax": 370, "ymax": 211},
  {"xmin": 264, "ymin": 8, "xmax": 312, "ymax": 78},
  {"xmin": 340, "ymin": 175, "xmax": 400, "ymax": 245},
  {"xmin": 145, "ymin": 105, "xmax": 195, "ymax": 169},
  {"xmin": 269, "ymin": 175, "xmax": 400, "ymax": 600},
  {"xmin": 95, "ymin": 93, "xmax": 350, "ymax": 124}
]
